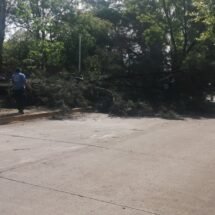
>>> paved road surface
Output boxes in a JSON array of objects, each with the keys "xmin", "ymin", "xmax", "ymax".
[{"xmin": 0, "ymin": 113, "xmax": 215, "ymax": 215}]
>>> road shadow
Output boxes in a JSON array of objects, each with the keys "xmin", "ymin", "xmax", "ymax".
[
  {"xmin": 0, "ymin": 113, "xmax": 20, "ymax": 118},
  {"xmin": 108, "ymin": 101, "xmax": 215, "ymax": 121}
]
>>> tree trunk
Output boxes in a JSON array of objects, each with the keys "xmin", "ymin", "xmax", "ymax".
[
  {"xmin": 161, "ymin": 0, "xmax": 179, "ymax": 72},
  {"xmin": 0, "ymin": 0, "xmax": 6, "ymax": 73}
]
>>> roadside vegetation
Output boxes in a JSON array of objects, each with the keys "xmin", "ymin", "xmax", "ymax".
[{"xmin": 0, "ymin": 0, "xmax": 215, "ymax": 116}]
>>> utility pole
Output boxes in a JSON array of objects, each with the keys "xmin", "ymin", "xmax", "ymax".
[{"xmin": 78, "ymin": 34, "xmax": 82, "ymax": 75}]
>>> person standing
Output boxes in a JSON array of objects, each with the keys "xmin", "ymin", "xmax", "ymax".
[{"xmin": 12, "ymin": 68, "xmax": 27, "ymax": 114}]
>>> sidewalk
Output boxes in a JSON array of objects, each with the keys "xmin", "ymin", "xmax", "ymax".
[
  {"xmin": 0, "ymin": 108, "xmax": 60, "ymax": 125},
  {"xmin": 0, "ymin": 107, "xmax": 90, "ymax": 125}
]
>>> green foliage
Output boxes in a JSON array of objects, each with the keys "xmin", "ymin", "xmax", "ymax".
[
  {"xmin": 28, "ymin": 40, "xmax": 64, "ymax": 68},
  {"xmin": 31, "ymin": 74, "xmax": 90, "ymax": 108},
  {"xmin": 193, "ymin": 0, "xmax": 215, "ymax": 44},
  {"xmin": 2, "ymin": 0, "xmax": 215, "ymax": 113},
  {"xmin": 110, "ymin": 96, "xmax": 154, "ymax": 116},
  {"xmin": 0, "ymin": 0, "xmax": 6, "ymax": 72}
]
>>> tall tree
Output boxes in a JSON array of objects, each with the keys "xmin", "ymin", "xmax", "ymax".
[{"xmin": 0, "ymin": 0, "xmax": 6, "ymax": 73}]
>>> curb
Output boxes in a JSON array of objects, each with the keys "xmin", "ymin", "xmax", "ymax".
[{"xmin": 0, "ymin": 108, "xmax": 89, "ymax": 125}]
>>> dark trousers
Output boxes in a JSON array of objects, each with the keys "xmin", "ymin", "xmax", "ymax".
[{"xmin": 13, "ymin": 89, "xmax": 26, "ymax": 112}]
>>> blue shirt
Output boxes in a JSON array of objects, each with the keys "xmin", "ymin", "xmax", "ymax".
[{"xmin": 12, "ymin": 72, "xmax": 26, "ymax": 90}]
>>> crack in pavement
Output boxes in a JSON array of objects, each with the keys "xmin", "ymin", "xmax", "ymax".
[
  {"xmin": 0, "ymin": 120, "xmax": 172, "ymax": 146},
  {"xmin": 0, "ymin": 176, "xmax": 163, "ymax": 215},
  {"xmin": 0, "ymin": 132, "xmax": 204, "ymax": 167},
  {"xmin": 0, "ymin": 120, "xmax": 173, "ymax": 154},
  {"xmin": 0, "ymin": 133, "xmax": 110, "ymax": 149},
  {"xmin": 0, "ymin": 145, "xmax": 92, "ymax": 174}
]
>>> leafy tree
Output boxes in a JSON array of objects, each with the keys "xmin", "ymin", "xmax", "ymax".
[
  {"xmin": 2, "ymin": 0, "xmax": 215, "ymax": 110},
  {"xmin": 0, "ymin": 0, "xmax": 6, "ymax": 73}
]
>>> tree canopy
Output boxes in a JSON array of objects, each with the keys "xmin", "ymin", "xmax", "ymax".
[{"xmin": 1, "ymin": 0, "xmax": 215, "ymax": 113}]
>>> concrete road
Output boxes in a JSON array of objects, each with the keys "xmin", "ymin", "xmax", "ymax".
[{"xmin": 0, "ymin": 113, "xmax": 215, "ymax": 215}]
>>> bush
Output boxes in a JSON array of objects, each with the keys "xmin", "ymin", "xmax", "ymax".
[
  {"xmin": 31, "ymin": 75, "xmax": 89, "ymax": 109},
  {"xmin": 110, "ymin": 96, "xmax": 154, "ymax": 117}
]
